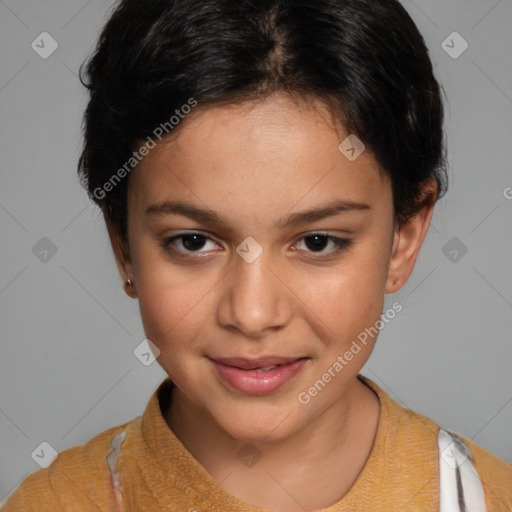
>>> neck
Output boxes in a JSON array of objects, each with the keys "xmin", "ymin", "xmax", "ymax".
[{"xmin": 165, "ymin": 377, "xmax": 380, "ymax": 511}]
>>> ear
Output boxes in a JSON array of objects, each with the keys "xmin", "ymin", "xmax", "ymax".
[
  {"xmin": 102, "ymin": 207, "xmax": 137, "ymax": 299},
  {"xmin": 386, "ymin": 178, "xmax": 437, "ymax": 294}
]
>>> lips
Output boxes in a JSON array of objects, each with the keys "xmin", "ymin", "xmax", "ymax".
[
  {"xmin": 209, "ymin": 356, "xmax": 309, "ymax": 395},
  {"xmin": 211, "ymin": 356, "xmax": 304, "ymax": 370}
]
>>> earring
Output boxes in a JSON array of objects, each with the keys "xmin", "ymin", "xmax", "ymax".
[{"xmin": 124, "ymin": 278, "xmax": 134, "ymax": 288}]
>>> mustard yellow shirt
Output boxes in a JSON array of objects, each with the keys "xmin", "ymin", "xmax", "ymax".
[{"xmin": 3, "ymin": 375, "xmax": 512, "ymax": 511}]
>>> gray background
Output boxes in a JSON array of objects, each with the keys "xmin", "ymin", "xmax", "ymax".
[{"xmin": 1, "ymin": 0, "xmax": 511, "ymax": 505}]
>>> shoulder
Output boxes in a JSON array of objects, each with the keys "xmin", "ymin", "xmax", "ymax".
[
  {"xmin": 458, "ymin": 434, "xmax": 512, "ymax": 509},
  {"xmin": 2, "ymin": 417, "xmax": 141, "ymax": 512},
  {"xmin": 360, "ymin": 375, "xmax": 512, "ymax": 507},
  {"xmin": 388, "ymin": 391, "xmax": 512, "ymax": 507}
]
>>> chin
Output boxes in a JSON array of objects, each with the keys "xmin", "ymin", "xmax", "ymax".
[{"xmin": 212, "ymin": 404, "xmax": 301, "ymax": 444}]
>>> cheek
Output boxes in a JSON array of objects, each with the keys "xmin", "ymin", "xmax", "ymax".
[
  {"xmin": 295, "ymin": 252, "xmax": 388, "ymax": 339},
  {"xmin": 135, "ymin": 273, "xmax": 209, "ymax": 387},
  {"xmin": 132, "ymin": 244, "xmax": 208, "ymax": 350},
  {"xmin": 137, "ymin": 282, "xmax": 209, "ymax": 353}
]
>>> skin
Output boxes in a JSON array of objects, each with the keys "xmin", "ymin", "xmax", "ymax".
[{"xmin": 105, "ymin": 91, "xmax": 436, "ymax": 511}]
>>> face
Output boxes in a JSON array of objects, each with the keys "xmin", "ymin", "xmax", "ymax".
[{"xmin": 109, "ymin": 92, "xmax": 434, "ymax": 442}]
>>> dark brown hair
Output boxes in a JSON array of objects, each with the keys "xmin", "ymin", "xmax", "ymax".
[{"xmin": 78, "ymin": 0, "xmax": 448, "ymax": 244}]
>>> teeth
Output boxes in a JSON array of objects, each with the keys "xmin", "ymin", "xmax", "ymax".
[{"xmin": 257, "ymin": 366, "xmax": 278, "ymax": 372}]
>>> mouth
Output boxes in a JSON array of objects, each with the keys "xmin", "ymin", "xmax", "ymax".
[{"xmin": 208, "ymin": 356, "xmax": 310, "ymax": 395}]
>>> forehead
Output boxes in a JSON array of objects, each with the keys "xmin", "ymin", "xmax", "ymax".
[{"xmin": 128, "ymin": 92, "xmax": 389, "ymax": 214}]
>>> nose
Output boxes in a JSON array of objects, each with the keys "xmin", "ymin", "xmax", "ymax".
[{"xmin": 216, "ymin": 247, "xmax": 292, "ymax": 338}]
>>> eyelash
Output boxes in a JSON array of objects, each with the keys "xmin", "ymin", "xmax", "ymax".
[{"xmin": 160, "ymin": 231, "xmax": 352, "ymax": 259}]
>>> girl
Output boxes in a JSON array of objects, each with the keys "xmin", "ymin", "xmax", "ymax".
[{"xmin": 4, "ymin": 0, "xmax": 511, "ymax": 510}]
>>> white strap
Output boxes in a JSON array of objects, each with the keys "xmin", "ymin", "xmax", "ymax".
[{"xmin": 438, "ymin": 428, "xmax": 488, "ymax": 512}]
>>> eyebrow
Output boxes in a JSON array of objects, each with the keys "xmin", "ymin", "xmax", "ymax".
[{"xmin": 144, "ymin": 199, "xmax": 370, "ymax": 230}]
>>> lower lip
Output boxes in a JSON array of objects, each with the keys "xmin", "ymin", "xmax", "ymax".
[{"xmin": 210, "ymin": 358, "xmax": 308, "ymax": 395}]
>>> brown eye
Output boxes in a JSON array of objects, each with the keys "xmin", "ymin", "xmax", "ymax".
[
  {"xmin": 161, "ymin": 232, "xmax": 219, "ymax": 254},
  {"xmin": 296, "ymin": 233, "xmax": 351, "ymax": 255}
]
